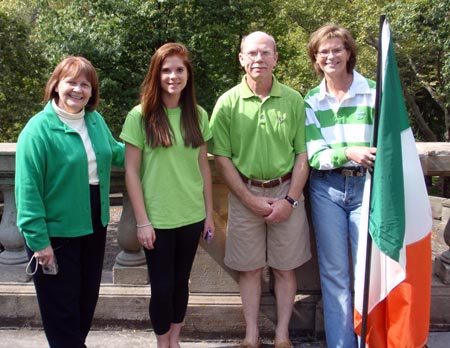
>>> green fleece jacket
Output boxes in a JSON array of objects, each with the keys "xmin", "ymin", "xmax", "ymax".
[{"xmin": 15, "ymin": 101, "xmax": 124, "ymax": 251}]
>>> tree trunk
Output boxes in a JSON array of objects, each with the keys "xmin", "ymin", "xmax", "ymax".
[{"xmin": 403, "ymin": 86, "xmax": 437, "ymax": 142}]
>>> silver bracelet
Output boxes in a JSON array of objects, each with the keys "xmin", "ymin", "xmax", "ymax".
[{"xmin": 136, "ymin": 222, "xmax": 152, "ymax": 228}]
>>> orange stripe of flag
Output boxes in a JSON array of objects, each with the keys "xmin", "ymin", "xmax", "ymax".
[{"xmin": 355, "ymin": 233, "xmax": 431, "ymax": 348}]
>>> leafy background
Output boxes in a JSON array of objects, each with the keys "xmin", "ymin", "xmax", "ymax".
[{"xmin": 1, "ymin": 0, "xmax": 449, "ymax": 143}]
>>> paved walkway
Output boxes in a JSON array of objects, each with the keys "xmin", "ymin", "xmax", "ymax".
[
  {"xmin": 0, "ymin": 329, "xmax": 325, "ymax": 348},
  {"xmin": 0, "ymin": 329, "xmax": 449, "ymax": 348}
]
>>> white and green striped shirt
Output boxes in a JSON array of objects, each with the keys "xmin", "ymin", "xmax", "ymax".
[{"xmin": 305, "ymin": 70, "xmax": 376, "ymax": 170}]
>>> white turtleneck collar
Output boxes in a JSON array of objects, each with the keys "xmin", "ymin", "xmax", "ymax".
[
  {"xmin": 52, "ymin": 99, "xmax": 85, "ymax": 120},
  {"xmin": 51, "ymin": 99, "xmax": 99, "ymax": 185}
]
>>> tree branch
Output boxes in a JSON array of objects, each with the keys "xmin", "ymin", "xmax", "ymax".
[{"xmin": 402, "ymin": 83, "xmax": 437, "ymax": 141}]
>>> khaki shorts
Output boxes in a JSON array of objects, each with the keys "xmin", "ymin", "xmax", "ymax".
[{"xmin": 224, "ymin": 180, "xmax": 311, "ymax": 271}]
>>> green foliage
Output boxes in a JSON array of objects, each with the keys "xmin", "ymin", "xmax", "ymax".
[
  {"xmin": 1, "ymin": 0, "xmax": 448, "ymax": 143},
  {"xmin": 270, "ymin": 0, "xmax": 449, "ymax": 141},
  {"xmin": 0, "ymin": 9, "xmax": 49, "ymax": 142},
  {"xmin": 384, "ymin": 0, "xmax": 450, "ymax": 140},
  {"xmin": 269, "ymin": 0, "xmax": 387, "ymax": 94},
  {"xmin": 30, "ymin": 0, "xmax": 276, "ymax": 137}
]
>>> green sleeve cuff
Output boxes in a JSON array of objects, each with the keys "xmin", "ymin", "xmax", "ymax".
[
  {"xmin": 334, "ymin": 147, "xmax": 349, "ymax": 167},
  {"xmin": 23, "ymin": 231, "xmax": 51, "ymax": 252}
]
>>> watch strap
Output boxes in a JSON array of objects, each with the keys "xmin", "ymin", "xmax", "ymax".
[{"xmin": 284, "ymin": 195, "xmax": 298, "ymax": 208}]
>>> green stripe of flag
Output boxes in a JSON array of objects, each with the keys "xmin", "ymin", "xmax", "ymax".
[{"xmin": 369, "ymin": 26, "xmax": 410, "ymax": 261}]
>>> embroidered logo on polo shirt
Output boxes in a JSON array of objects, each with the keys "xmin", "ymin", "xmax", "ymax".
[
  {"xmin": 277, "ymin": 116, "xmax": 286, "ymax": 124},
  {"xmin": 354, "ymin": 110, "xmax": 366, "ymax": 120}
]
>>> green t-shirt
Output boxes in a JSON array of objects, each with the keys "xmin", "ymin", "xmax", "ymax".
[
  {"xmin": 120, "ymin": 105, "xmax": 212, "ymax": 229},
  {"xmin": 210, "ymin": 75, "xmax": 306, "ymax": 180}
]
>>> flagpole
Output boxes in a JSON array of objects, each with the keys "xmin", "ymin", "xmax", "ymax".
[{"xmin": 359, "ymin": 14, "xmax": 385, "ymax": 348}]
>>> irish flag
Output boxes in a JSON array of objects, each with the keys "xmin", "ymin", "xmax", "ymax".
[{"xmin": 354, "ymin": 19, "xmax": 432, "ymax": 347}]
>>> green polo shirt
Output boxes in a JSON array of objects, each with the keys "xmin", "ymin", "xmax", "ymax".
[
  {"xmin": 210, "ymin": 75, "xmax": 306, "ymax": 180},
  {"xmin": 15, "ymin": 101, "xmax": 125, "ymax": 251},
  {"xmin": 120, "ymin": 105, "xmax": 212, "ymax": 229}
]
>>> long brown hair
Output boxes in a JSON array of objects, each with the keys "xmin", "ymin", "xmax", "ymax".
[
  {"xmin": 44, "ymin": 56, "xmax": 99, "ymax": 111},
  {"xmin": 140, "ymin": 42, "xmax": 203, "ymax": 148}
]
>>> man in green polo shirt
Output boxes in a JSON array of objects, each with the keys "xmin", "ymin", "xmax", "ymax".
[{"xmin": 210, "ymin": 31, "xmax": 311, "ymax": 348}]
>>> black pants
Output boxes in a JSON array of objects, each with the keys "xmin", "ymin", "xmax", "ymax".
[
  {"xmin": 144, "ymin": 221, "xmax": 203, "ymax": 335},
  {"xmin": 27, "ymin": 185, "xmax": 106, "ymax": 348}
]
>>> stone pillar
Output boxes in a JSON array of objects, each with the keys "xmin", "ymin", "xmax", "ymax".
[
  {"xmin": 0, "ymin": 143, "xmax": 31, "ymax": 281},
  {"xmin": 0, "ymin": 188, "xmax": 28, "ymax": 265},
  {"xmin": 189, "ymin": 180, "xmax": 240, "ymax": 293},
  {"xmin": 434, "ymin": 199, "xmax": 450, "ymax": 283},
  {"xmin": 113, "ymin": 193, "xmax": 148, "ymax": 284}
]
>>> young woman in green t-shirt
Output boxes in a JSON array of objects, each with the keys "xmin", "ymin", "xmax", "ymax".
[{"xmin": 120, "ymin": 42, "xmax": 214, "ymax": 348}]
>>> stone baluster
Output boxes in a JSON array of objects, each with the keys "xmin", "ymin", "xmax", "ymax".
[
  {"xmin": 0, "ymin": 188, "xmax": 28, "ymax": 266},
  {"xmin": 112, "ymin": 192, "xmax": 148, "ymax": 284},
  {"xmin": 416, "ymin": 142, "xmax": 450, "ymax": 284},
  {"xmin": 434, "ymin": 199, "xmax": 450, "ymax": 283},
  {"xmin": 0, "ymin": 144, "xmax": 31, "ymax": 281}
]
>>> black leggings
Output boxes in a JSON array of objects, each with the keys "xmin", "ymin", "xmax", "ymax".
[{"xmin": 144, "ymin": 220, "xmax": 203, "ymax": 335}]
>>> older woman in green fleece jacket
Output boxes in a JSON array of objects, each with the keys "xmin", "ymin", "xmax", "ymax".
[{"xmin": 15, "ymin": 56, "xmax": 124, "ymax": 348}]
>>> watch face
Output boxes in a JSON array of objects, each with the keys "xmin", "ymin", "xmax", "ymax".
[{"xmin": 292, "ymin": 201, "xmax": 299, "ymax": 208}]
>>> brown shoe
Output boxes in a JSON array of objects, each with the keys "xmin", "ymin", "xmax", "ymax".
[
  {"xmin": 274, "ymin": 340, "xmax": 293, "ymax": 348},
  {"xmin": 240, "ymin": 338, "xmax": 262, "ymax": 348}
]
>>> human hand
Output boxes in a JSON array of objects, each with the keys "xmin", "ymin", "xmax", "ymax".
[
  {"xmin": 137, "ymin": 225, "xmax": 156, "ymax": 250},
  {"xmin": 264, "ymin": 198, "xmax": 292, "ymax": 223},
  {"xmin": 246, "ymin": 196, "xmax": 275, "ymax": 217},
  {"xmin": 34, "ymin": 245, "xmax": 54, "ymax": 266},
  {"xmin": 202, "ymin": 216, "xmax": 215, "ymax": 242},
  {"xmin": 345, "ymin": 146, "xmax": 377, "ymax": 169}
]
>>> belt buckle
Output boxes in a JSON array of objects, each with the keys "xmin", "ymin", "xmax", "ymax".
[
  {"xmin": 341, "ymin": 169, "xmax": 354, "ymax": 177},
  {"xmin": 356, "ymin": 169, "xmax": 365, "ymax": 177},
  {"xmin": 261, "ymin": 177, "xmax": 281, "ymax": 188}
]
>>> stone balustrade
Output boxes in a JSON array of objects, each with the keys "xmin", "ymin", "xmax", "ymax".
[
  {"xmin": 0, "ymin": 143, "xmax": 29, "ymax": 282},
  {"xmin": 2, "ymin": 142, "xmax": 450, "ymax": 335},
  {"xmin": 416, "ymin": 142, "xmax": 450, "ymax": 284}
]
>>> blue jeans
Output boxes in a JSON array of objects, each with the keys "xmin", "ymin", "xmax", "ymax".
[{"xmin": 309, "ymin": 169, "xmax": 365, "ymax": 348}]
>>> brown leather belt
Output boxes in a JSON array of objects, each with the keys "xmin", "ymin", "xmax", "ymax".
[
  {"xmin": 240, "ymin": 172, "xmax": 292, "ymax": 188},
  {"xmin": 330, "ymin": 167, "xmax": 366, "ymax": 177}
]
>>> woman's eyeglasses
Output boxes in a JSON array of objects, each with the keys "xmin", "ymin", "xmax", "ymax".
[{"xmin": 316, "ymin": 47, "xmax": 346, "ymax": 58}]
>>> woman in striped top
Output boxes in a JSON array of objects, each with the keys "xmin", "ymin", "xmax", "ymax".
[{"xmin": 304, "ymin": 24, "xmax": 376, "ymax": 348}]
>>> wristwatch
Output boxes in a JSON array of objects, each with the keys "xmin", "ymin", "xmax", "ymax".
[{"xmin": 284, "ymin": 195, "xmax": 298, "ymax": 208}]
